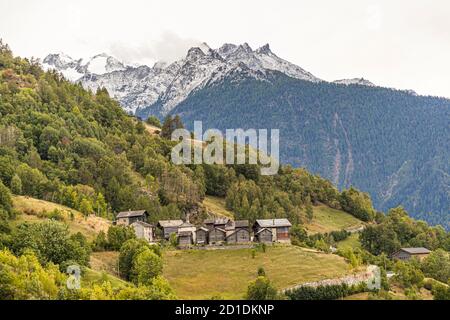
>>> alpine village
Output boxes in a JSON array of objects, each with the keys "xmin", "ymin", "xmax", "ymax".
[{"xmin": 0, "ymin": 41, "xmax": 449, "ymax": 301}]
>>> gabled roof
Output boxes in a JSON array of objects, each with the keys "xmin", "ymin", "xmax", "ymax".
[
  {"xmin": 214, "ymin": 227, "xmax": 226, "ymax": 233},
  {"xmin": 178, "ymin": 231, "xmax": 193, "ymax": 237},
  {"xmin": 131, "ymin": 221, "xmax": 154, "ymax": 228},
  {"xmin": 226, "ymin": 228, "xmax": 250, "ymax": 238},
  {"xmin": 197, "ymin": 226, "xmax": 209, "ymax": 232},
  {"xmin": 116, "ymin": 210, "xmax": 148, "ymax": 219},
  {"xmin": 256, "ymin": 228, "xmax": 273, "ymax": 235},
  {"xmin": 235, "ymin": 220, "xmax": 249, "ymax": 228},
  {"xmin": 399, "ymin": 247, "xmax": 431, "ymax": 255},
  {"xmin": 179, "ymin": 222, "xmax": 194, "ymax": 228},
  {"xmin": 255, "ymin": 219, "xmax": 292, "ymax": 228},
  {"xmin": 158, "ymin": 220, "xmax": 184, "ymax": 228}
]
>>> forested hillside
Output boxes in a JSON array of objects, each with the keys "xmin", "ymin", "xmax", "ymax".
[{"xmin": 167, "ymin": 70, "xmax": 450, "ymax": 228}]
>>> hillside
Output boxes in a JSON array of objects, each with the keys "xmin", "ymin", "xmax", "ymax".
[
  {"xmin": 304, "ymin": 205, "xmax": 364, "ymax": 234},
  {"xmin": 12, "ymin": 196, "xmax": 110, "ymax": 240},
  {"xmin": 163, "ymin": 246, "xmax": 352, "ymax": 299}
]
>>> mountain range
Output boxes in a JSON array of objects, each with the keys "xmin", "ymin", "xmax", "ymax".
[
  {"xmin": 41, "ymin": 43, "xmax": 376, "ymax": 115},
  {"xmin": 41, "ymin": 43, "xmax": 449, "ymax": 229}
]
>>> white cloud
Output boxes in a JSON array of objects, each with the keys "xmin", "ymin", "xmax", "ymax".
[{"xmin": 109, "ymin": 31, "xmax": 203, "ymax": 66}]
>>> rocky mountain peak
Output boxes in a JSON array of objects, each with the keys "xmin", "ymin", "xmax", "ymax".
[{"xmin": 256, "ymin": 43, "xmax": 272, "ymax": 55}]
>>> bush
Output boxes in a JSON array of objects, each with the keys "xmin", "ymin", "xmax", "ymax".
[
  {"xmin": 118, "ymin": 238, "xmax": 160, "ymax": 280},
  {"xmin": 246, "ymin": 276, "xmax": 278, "ymax": 300},
  {"xmin": 132, "ymin": 248, "xmax": 163, "ymax": 285},
  {"xmin": 286, "ymin": 282, "xmax": 369, "ymax": 300},
  {"xmin": 107, "ymin": 225, "xmax": 136, "ymax": 251},
  {"xmin": 10, "ymin": 221, "xmax": 91, "ymax": 268}
]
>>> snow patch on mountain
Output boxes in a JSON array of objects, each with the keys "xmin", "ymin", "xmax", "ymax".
[{"xmin": 333, "ymin": 78, "xmax": 375, "ymax": 87}]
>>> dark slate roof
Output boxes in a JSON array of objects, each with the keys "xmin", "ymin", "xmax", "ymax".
[
  {"xmin": 158, "ymin": 220, "xmax": 184, "ymax": 228},
  {"xmin": 255, "ymin": 219, "xmax": 292, "ymax": 228},
  {"xmin": 235, "ymin": 220, "xmax": 249, "ymax": 228},
  {"xmin": 400, "ymin": 247, "xmax": 431, "ymax": 254},
  {"xmin": 131, "ymin": 221, "xmax": 154, "ymax": 228},
  {"xmin": 116, "ymin": 210, "xmax": 148, "ymax": 218}
]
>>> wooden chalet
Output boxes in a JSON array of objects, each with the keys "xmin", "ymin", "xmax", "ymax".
[
  {"xmin": 391, "ymin": 247, "xmax": 431, "ymax": 261},
  {"xmin": 253, "ymin": 219, "xmax": 292, "ymax": 243},
  {"xmin": 116, "ymin": 210, "xmax": 149, "ymax": 226}
]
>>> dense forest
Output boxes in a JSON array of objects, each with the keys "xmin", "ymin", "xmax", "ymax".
[
  {"xmin": 0, "ymin": 42, "xmax": 449, "ymax": 300},
  {"xmin": 165, "ymin": 69, "xmax": 450, "ymax": 229}
]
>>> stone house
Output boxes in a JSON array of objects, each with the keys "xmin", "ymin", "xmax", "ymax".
[{"xmin": 131, "ymin": 221, "xmax": 155, "ymax": 243}]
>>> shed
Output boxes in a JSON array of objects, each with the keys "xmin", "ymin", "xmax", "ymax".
[
  {"xmin": 178, "ymin": 231, "xmax": 193, "ymax": 246},
  {"xmin": 196, "ymin": 227, "xmax": 209, "ymax": 245}
]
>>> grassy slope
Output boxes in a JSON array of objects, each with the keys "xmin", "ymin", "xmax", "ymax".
[
  {"xmin": 12, "ymin": 196, "xmax": 111, "ymax": 240},
  {"xmin": 203, "ymin": 196, "xmax": 234, "ymax": 219},
  {"xmin": 337, "ymin": 234, "xmax": 362, "ymax": 251},
  {"xmin": 163, "ymin": 245, "xmax": 352, "ymax": 299},
  {"xmin": 82, "ymin": 268, "xmax": 129, "ymax": 289},
  {"xmin": 305, "ymin": 205, "xmax": 364, "ymax": 234}
]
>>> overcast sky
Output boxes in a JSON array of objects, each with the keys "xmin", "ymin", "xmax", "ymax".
[{"xmin": 1, "ymin": 0, "xmax": 450, "ymax": 97}]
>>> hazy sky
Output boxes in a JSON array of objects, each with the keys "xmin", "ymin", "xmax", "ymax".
[{"xmin": 2, "ymin": 0, "xmax": 450, "ymax": 97}]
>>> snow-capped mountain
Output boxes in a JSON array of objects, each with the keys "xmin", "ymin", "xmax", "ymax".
[
  {"xmin": 42, "ymin": 52, "xmax": 127, "ymax": 81},
  {"xmin": 42, "ymin": 43, "xmax": 375, "ymax": 115}
]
